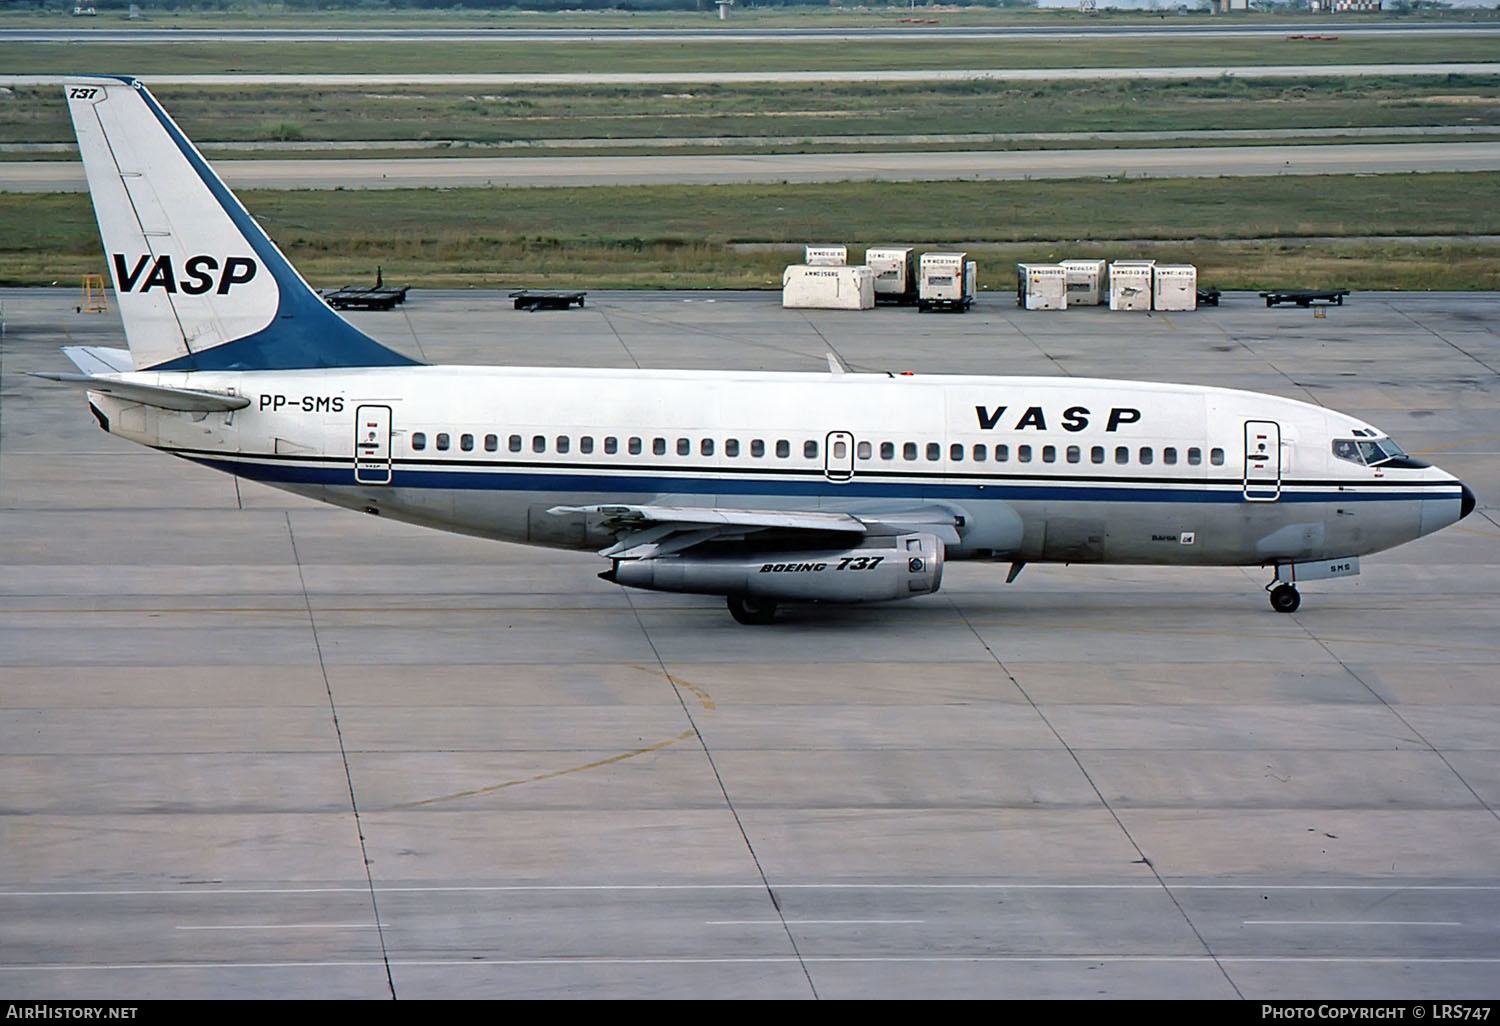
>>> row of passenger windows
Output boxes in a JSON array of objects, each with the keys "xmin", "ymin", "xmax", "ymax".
[
  {"xmin": 411, "ymin": 432, "xmax": 816, "ymax": 458},
  {"xmin": 409, "ymin": 431, "xmax": 1226, "ymax": 467}
]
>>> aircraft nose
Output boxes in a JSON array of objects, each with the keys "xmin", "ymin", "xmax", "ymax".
[{"xmin": 1461, "ymin": 482, "xmax": 1477, "ymax": 520}]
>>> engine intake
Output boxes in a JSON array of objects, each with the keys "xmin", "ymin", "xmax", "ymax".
[{"xmin": 606, "ymin": 532, "xmax": 944, "ymax": 603}]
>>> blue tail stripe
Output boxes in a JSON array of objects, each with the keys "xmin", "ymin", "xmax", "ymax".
[{"xmin": 114, "ymin": 78, "xmax": 420, "ymax": 372}]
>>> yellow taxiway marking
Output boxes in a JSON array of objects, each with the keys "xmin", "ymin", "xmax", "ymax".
[
  {"xmin": 395, "ymin": 729, "xmax": 698, "ymax": 809},
  {"xmin": 396, "ymin": 666, "xmax": 714, "ymax": 808},
  {"xmin": 1412, "ymin": 434, "xmax": 1500, "ymax": 456}
]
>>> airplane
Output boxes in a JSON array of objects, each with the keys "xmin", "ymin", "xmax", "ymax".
[{"xmin": 41, "ymin": 76, "xmax": 1476, "ymax": 625}]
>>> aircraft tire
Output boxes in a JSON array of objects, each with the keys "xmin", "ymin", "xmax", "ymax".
[
  {"xmin": 727, "ymin": 595, "xmax": 778, "ymax": 625},
  {"xmin": 1269, "ymin": 584, "xmax": 1301, "ymax": 614}
]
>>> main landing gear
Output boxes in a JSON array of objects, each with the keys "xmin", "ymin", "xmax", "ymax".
[
  {"xmin": 1267, "ymin": 582, "xmax": 1301, "ymax": 614},
  {"xmin": 727, "ymin": 595, "xmax": 778, "ymax": 625}
]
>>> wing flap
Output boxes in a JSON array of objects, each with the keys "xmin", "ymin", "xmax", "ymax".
[
  {"xmin": 550, "ymin": 503, "xmax": 868, "ymax": 533},
  {"xmin": 548, "ymin": 502, "xmax": 962, "ymax": 560}
]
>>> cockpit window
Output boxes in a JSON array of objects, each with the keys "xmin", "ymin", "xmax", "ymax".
[{"xmin": 1333, "ymin": 436, "xmax": 1408, "ymax": 467}]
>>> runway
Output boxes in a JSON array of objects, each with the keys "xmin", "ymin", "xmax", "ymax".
[
  {"xmin": 2, "ymin": 286, "xmax": 1497, "ymax": 998},
  {"xmin": 8, "ymin": 141, "xmax": 1500, "ymax": 192}
]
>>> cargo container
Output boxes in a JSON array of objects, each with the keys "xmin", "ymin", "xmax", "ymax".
[
  {"xmin": 1109, "ymin": 260, "xmax": 1155, "ymax": 312},
  {"xmin": 804, "ymin": 245, "xmax": 848, "ymax": 267},
  {"xmin": 1016, "ymin": 263, "xmax": 1068, "ymax": 311},
  {"xmin": 1059, "ymin": 258, "xmax": 1107, "ymax": 306},
  {"xmin": 917, "ymin": 252, "xmax": 974, "ymax": 312},
  {"xmin": 865, "ymin": 246, "xmax": 917, "ymax": 304},
  {"xmin": 1153, "ymin": 264, "xmax": 1198, "ymax": 311},
  {"xmin": 782, "ymin": 265, "xmax": 875, "ymax": 310}
]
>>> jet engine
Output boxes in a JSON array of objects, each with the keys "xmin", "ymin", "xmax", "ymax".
[{"xmin": 604, "ymin": 532, "xmax": 945, "ymax": 608}]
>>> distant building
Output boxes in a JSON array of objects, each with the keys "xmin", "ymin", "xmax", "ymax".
[{"xmin": 1308, "ymin": 0, "xmax": 1383, "ymax": 9}]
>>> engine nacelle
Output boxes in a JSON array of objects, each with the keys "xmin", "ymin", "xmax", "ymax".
[{"xmin": 606, "ymin": 533, "xmax": 944, "ymax": 603}]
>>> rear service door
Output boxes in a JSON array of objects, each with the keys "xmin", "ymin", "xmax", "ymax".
[
  {"xmin": 355, "ymin": 404, "xmax": 393, "ymax": 485},
  {"xmin": 1243, "ymin": 419, "xmax": 1281, "ymax": 501}
]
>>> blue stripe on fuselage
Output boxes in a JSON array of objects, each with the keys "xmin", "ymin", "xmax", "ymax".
[{"xmin": 174, "ymin": 451, "xmax": 1457, "ymax": 506}]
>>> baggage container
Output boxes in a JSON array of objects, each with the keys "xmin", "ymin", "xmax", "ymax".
[
  {"xmin": 1153, "ymin": 264, "xmax": 1198, "ymax": 311},
  {"xmin": 865, "ymin": 246, "xmax": 917, "ymax": 304},
  {"xmin": 918, "ymin": 251, "xmax": 974, "ymax": 312},
  {"xmin": 1059, "ymin": 258, "xmax": 1107, "ymax": 306},
  {"xmin": 804, "ymin": 245, "xmax": 848, "ymax": 267},
  {"xmin": 782, "ymin": 265, "xmax": 875, "ymax": 310},
  {"xmin": 1016, "ymin": 263, "xmax": 1068, "ymax": 310},
  {"xmin": 1109, "ymin": 260, "xmax": 1155, "ymax": 312}
]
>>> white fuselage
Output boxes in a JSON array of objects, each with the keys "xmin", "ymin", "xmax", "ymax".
[{"xmin": 88, "ymin": 365, "xmax": 1468, "ymax": 568}]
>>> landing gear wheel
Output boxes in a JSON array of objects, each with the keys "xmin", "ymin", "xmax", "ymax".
[
  {"xmin": 727, "ymin": 595, "xmax": 778, "ymax": 625},
  {"xmin": 1269, "ymin": 583, "xmax": 1301, "ymax": 614}
]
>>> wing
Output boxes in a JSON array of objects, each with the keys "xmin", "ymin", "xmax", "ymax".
[{"xmin": 548, "ymin": 502, "xmax": 962, "ymax": 559}]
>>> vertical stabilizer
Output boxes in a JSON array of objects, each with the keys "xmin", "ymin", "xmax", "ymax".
[{"xmin": 65, "ymin": 77, "xmax": 419, "ymax": 371}]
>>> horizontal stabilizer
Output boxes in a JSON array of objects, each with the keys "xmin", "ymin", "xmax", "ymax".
[
  {"xmin": 33, "ymin": 372, "xmax": 250, "ymax": 412},
  {"xmin": 62, "ymin": 345, "xmax": 134, "ymax": 375}
]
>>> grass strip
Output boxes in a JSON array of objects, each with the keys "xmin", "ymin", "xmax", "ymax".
[{"xmin": 4, "ymin": 173, "xmax": 1498, "ymax": 289}]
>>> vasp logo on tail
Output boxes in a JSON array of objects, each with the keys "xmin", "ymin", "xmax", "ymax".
[{"xmin": 112, "ymin": 254, "xmax": 259, "ymax": 296}]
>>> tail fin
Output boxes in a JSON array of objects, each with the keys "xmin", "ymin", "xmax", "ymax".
[{"xmin": 65, "ymin": 77, "xmax": 419, "ymax": 372}]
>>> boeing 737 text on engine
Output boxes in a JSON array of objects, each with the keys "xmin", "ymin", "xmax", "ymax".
[{"xmin": 40, "ymin": 77, "xmax": 1475, "ymax": 624}]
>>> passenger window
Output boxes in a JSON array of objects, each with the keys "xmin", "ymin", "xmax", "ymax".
[
  {"xmin": 804, "ymin": 440, "xmax": 818, "ymax": 459},
  {"xmin": 556, "ymin": 435, "xmax": 570, "ymax": 454},
  {"xmin": 857, "ymin": 441, "xmax": 871, "ymax": 460},
  {"xmin": 460, "ymin": 433, "xmax": 474, "ymax": 452},
  {"xmin": 532, "ymin": 435, "xmax": 545, "ymax": 454},
  {"xmin": 701, "ymin": 439, "xmax": 714, "ymax": 456},
  {"xmin": 995, "ymin": 444, "xmax": 1009, "ymax": 462},
  {"xmin": 436, "ymin": 432, "xmax": 450, "ymax": 451},
  {"xmin": 1066, "ymin": 445, "xmax": 1080, "ymax": 464},
  {"xmin": 950, "ymin": 443, "xmax": 964, "ymax": 462},
  {"xmin": 1187, "ymin": 447, "xmax": 1202, "ymax": 466},
  {"xmin": 411, "ymin": 432, "xmax": 427, "ymax": 451},
  {"xmin": 484, "ymin": 434, "xmax": 498, "ymax": 452},
  {"xmin": 653, "ymin": 438, "xmax": 666, "ymax": 456},
  {"xmin": 926, "ymin": 442, "xmax": 941, "ymax": 461},
  {"xmin": 725, "ymin": 439, "xmax": 740, "ymax": 457},
  {"xmin": 580, "ymin": 436, "xmax": 594, "ymax": 454},
  {"xmin": 676, "ymin": 438, "xmax": 689, "ymax": 456},
  {"xmin": 776, "ymin": 440, "xmax": 790, "ymax": 458},
  {"xmin": 1018, "ymin": 445, "xmax": 1032, "ymax": 463},
  {"xmin": 751, "ymin": 439, "xmax": 765, "ymax": 457},
  {"xmin": 1042, "ymin": 445, "xmax": 1056, "ymax": 463},
  {"xmin": 881, "ymin": 442, "xmax": 895, "ymax": 460},
  {"xmin": 1091, "ymin": 446, "xmax": 1104, "ymax": 464},
  {"xmin": 903, "ymin": 442, "xmax": 918, "ymax": 461},
  {"xmin": 972, "ymin": 444, "xmax": 987, "ymax": 462},
  {"xmin": 509, "ymin": 434, "xmax": 522, "ymax": 453},
  {"xmin": 1210, "ymin": 447, "xmax": 1225, "ymax": 466},
  {"xmin": 604, "ymin": 436, "xmax": 618, "ymax": 455},
  {"xmin": 629, "ymin": 437, "xmax": 642, "ymax": 455},
  {"xmin": 1139, "ymin": 447, "xmax": 1152, "ymax": 465},
  {"xmin": 1163, "ymin": 447, "xmax": 1177, "ymax": 465},
  {"xmin": 1115, "ymin": 446, "xmax": 1128, "ymax": 465}
]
